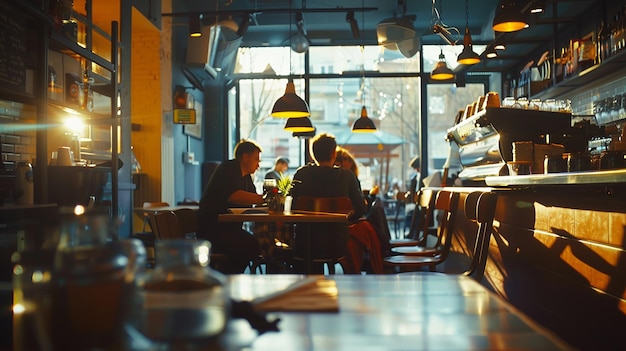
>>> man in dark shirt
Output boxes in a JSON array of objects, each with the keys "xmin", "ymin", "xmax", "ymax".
[
  {"xmin": 290, "ymin": 133, "xmax": 367, "ymax": 264},
  {"xmin": 197, "ymin": 140, "xmax": 264, "ymax": 274}
]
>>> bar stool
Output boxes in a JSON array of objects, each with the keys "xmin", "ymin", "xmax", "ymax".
[{"xmin": 383, "ymin": 190, "xmax": 459, "ymax": 272}]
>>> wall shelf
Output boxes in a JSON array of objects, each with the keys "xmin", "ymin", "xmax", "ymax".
[{"xmin": 531, "ymin": 49, "xmax": 626, "ymax": 100}]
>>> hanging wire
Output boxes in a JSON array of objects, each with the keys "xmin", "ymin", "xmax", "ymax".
[
  {"xmin": 360, "ymin": 0, "xmax": 365, "ymax": 106},
  {"xmin": 465, "ymin": 0, "xmax": 469, "ymax": 28}
]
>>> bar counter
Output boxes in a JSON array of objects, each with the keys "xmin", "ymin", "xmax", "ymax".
[
  {"xmin": 437, "ymin": 179, "xmax": 626, "ymax": 350},
  {"xmin": 485, "ymin": 169, "xmax": 626, "ymax": 187}
]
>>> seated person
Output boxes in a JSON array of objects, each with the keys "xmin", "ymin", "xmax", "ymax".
[
  {"xmin": 197, "ymin": 140, "xmax": 263, "ymax": 274},
  {"xmin": 265, "ymin": 156, "xmax": 289, "ymax": 181},
  {"xmin": 290, "ymin": 133, "xmax": 368, "ymax": 273}
]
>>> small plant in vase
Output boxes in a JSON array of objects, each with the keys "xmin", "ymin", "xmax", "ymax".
[{"xmin": 276, "ymin": 175, "xmax": 294, "ymax": 196}]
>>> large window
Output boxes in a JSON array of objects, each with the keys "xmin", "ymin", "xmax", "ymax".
[{"xmin": 231, "ymin": 44, "xmax": 490, "ymax": 193}]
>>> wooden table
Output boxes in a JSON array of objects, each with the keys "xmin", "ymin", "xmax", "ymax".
[
  {"xmin": 133, "ymin": 205, "xmax": 199, "ymax": 216},
  {"xmin": 219, "ymin": 210, "xmax": 348, "ymax": 274},
  {"xmin": 220, "ymin": 274, "xmax": 573, "ymax": 351}
]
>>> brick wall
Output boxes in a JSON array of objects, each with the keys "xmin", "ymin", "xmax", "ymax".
[{"xmin": 0, "ymin": 100, "xmax": 37, "ymax": 169}]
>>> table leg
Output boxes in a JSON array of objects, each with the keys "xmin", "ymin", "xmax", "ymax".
[{"xmin": 305, "ymin": 223, "xmax": 312, "ymax": 274}]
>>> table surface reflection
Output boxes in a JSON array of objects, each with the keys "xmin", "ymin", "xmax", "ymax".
[{"xmin": 217, "ymin": 274, "xmax": 573, "ymax": 351}]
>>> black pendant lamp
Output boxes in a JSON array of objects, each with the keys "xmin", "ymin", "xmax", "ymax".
[
  {"xmin": 284, "ymin": 116, "xmax": 314, "ymax": 132},
  {"xmin": 431, "ymin": 49, "xmax": 455, "ymax": 81},
  {"xmin": 271, "ymin": 79, "xmax": 310, "ymax": 118},
  {"xmin": 189, "ymin": 15, "xmax": 202, "ymax": 37},
  {"xmin": 272, "ymin": 3, "xmax": 311, "ymax": 119},
  {"xmin": 352, "ymin": 3, "xmax": 376, "ymax": 134},
  {"xmin": 492, "ymin": 0, "xmax": 528, "ymax": 32},
  {"xmin": 352, "ymin": 105, "xmax": 377, "ymax": 133},
  {"xmin": 457, "ymin": 0, "xmax": 480, "ymax": 65}
]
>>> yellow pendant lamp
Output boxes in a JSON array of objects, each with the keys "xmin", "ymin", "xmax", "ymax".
[
  {"xmin": 457, "ymin": 0, "xmax": 480, "ymax": 65},
  {"xmin": 431, "ymin": 49, "xmax": 455, "ymax": 81},
  {"xmin": 352, "ymin": 106, "xmax": 377, "ymax": 133},
  {"xmin": 271, "ymin": 79, "xmax": 310, "ymax": 118},
  {"xmin": 492, "ymin": 0, "xmax": 529, "ymax": 32},
  {"xmin": 284, "ymin": 116, "xmax": 314, "ymax": 132}
]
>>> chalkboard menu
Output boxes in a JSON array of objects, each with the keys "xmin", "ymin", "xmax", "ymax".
[{"xmin": 0, "ymin": 0, "xmax": 34, "ymax": 96}]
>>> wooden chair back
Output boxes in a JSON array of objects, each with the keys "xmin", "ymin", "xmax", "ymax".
[
  {"xmin": 173, "ymin": 208, "xmax": 198, "ymax": 239},
  {"xmin": 150, "ymin": 211, "xmax": 183, "ymax": 240},
  {"xmin": 293, "ymin": 196, "xmax": 353, "ymax": 215},
  {"xmin": 431, "ymin": 190, "xmax": 460, "ymax": 261},
  {"xmin": 409, "ymin": 189, "xmax": 437, "ymax": 245},
  {"xmin": 464, "ymin": 192, "xmax": 498, "ymax": 281},
  {"xmin": 141, "ymin": 201, "xmax": 170, "ymax": 232}
]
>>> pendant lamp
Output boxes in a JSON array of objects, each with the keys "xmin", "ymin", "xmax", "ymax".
[
  {"xmin": 271, "ymin": 4, "xmax": 311, "ymax": 119},
  {"xmin": 352, "ymin": 106, "xmax": 377, "ymax": 133},
  {"xmin": 431, "ymin": 49, "xmax": 455, "ymax": 81},
  {"xmin": 352, "ymin": 3, "xmax": 376, "ymax": 134},
  {"xmin": 272, "ymin": 79, "xmax": 310, "ymax": 118},
  {"xmin": 492, "ymin": 0, "xmax": 528, "ymax": 32},
  {"xmin": 189, "ymin": 15, "xmax": 202, "ymax": 37},
  {"xmin": 457, "ymin": 0, "xmax": 480, "ymax": 65},
  {"xmin": 284, "ymin": 116, "xmax": 314, "ymax": 132}
]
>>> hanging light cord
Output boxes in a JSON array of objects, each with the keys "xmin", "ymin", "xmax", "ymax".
[
  {"xmin": 465, "ymin": 0, "xmax": 469, "ymax": 28},
  {"xmin": 360, "ymin": 0, "xmax": 365, "ymax": 106}
]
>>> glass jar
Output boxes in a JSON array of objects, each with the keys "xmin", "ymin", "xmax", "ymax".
[
  {"xmin": 135, "ymin": 240, "xmax": 229, "ymax": 343},
  {"xmin": 51, "ymin": 211, "xmax": 129, "ymax": 349}
]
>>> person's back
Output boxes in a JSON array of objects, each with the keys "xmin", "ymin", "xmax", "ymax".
[{"xmin": 290, "ymin": 134, "xmax": 366, "ymax": 263}]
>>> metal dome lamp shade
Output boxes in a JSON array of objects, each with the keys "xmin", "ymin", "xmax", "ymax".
[
  {"xmin": 431, "ymin": 49, "xmax": 455, "ymax": 81},
  {"xmin": 352, "ymin": 106, "xmax": 377, "ymax": 133},
  {"xmin": 284, "ymin": 116, "xmax": 314, "ymax": 132},
  {"xmin": 271, "ymin": 3, "xmax": 310, "ymax": 119},
  {"xmin": 492, "ymin": 0, "xmax": 528, "ymax": 32},
  {"xmin": 352, "ymin": 6, "xmax": 376, "ymax": 134},
  {"xmin": 457, "ymin": 0, "xmax": 480, "ymax": 65},
  {"xmin": 272, "ymin": 79, "xmax": 310, "ymax": 118}
]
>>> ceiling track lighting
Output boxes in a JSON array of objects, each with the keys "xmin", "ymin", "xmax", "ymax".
[
  {"xmin": 457, "ymin": 0, "xmax": 480, "ymax": 65},
  {"xmin": 493, "ymin": 0, "xmax": 529, "ymax": 33},
  {"xmin": 431, "ymin": 49, "xmax": 455, "ymax": 81}
]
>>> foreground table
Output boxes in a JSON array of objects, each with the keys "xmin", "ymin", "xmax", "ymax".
[{"xmin": 220, "ymin": 274, "xmax": 573, "ymax": 351}]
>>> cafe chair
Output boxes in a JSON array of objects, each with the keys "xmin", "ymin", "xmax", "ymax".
[
  {"xmin": 390, "ymin": 189, "xmax": 456, "ymax": 257},
  {"xmin": 388, "ymin": 189, "xmax": 438, "ymax": 248},
  {"xmin": 461, "ymin": 191, "xmax": 499, "ymax": 282},
  {"xmin": 170, "ymin": 208, "xmax": 229, "ymax": 270},
  {"xmin": 396, "ymin": 191, "xmax": 499, "ymax": 282},
  {"xmin": 292, "ymin": 196, "xmax": 354, "ymax": 274},
  {"xmin": 383, "ymin": 191, "xmax": 460, "ymax": 273},
  {"xmin": 173, "ymin": 207, "xmax": 198, "ymax": 239},
  {"xmin": 132, "ymin": 201, "xmax": 169, "ymax": 267},
  {"xmin": 150, "ymin": 211, "xmax": 183, "ymax": 240}
]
